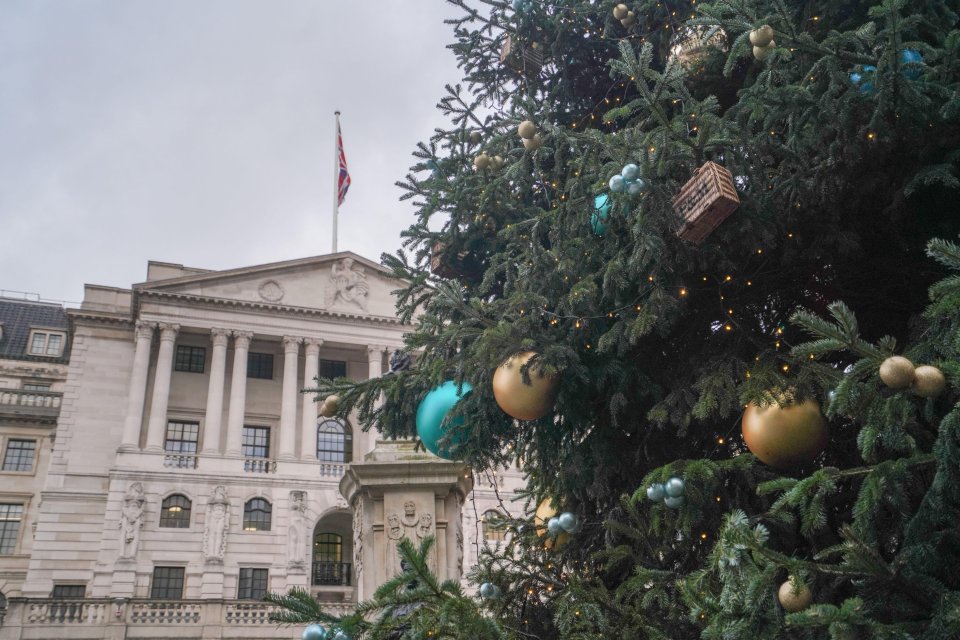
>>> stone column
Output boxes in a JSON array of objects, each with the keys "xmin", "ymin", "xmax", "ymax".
[
  {"xmin": 144, "ymin": 323, "xmax": 180, "ymax": 451},
  {"xmin": 300, "ymin": 339, "xmax": 322, "ymax": 460},
  {"xmin": 119, "ymin": 321, "xmax": 155, "ymax": 451},
  {"xmin": 225, "ymin": 331, "xmax": 253, "ymax": 456},
  {"xmin": 201, "ymin": 328, "xmax": 230, "ymax": 455},
  {"xmin": 363, "ymin": 345, "xmax": 387, "ymax": 456},
  {"xmin": 279, "ymin": 336, "xmax": 302, "ymax": 460}
]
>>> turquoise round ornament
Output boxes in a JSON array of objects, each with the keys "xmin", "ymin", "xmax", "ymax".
[
  {"xmin": 621, "ymin": 163, "xmax": 640, "ymax": 180},
  {"xmin": 416, "ymin": 381, "xmax": 473, "ymax": 459},
  {"xmin": 480, "ymin": 582, "xmax": 500, "ymax": 598},
  {"xmin": 302, "ymin": 624, "xmax": 328, "ymax": 640},
  {"xmin": 331, "ymin": 631, "xmax": 350, "ymax": 640},
  {"xmin": 859, "ymin": 65, "xmax": 876, "ymax": 95},
  {"xmin": 900, "ymin": 48, "xmax": 923, "ymax": 80},
  {"xmin": 608, "ymin": 175, "xmax": 626, "ymax": 193},
  {"xmin": 627, "ymin": 178, "xmax": 646, "ymax": 196},
  {"xmin": 558, "ymin": 512, "xmax": 579, "ymax": 533},
  {"xmin": 646, "ymin": 483, "xmax": 664, "ymax": 502},
  {"xmin": 590, "ymin": 194, "xmax": 612, "ymax": 235},
  {"xmin": 664, "ymin": 495, "xmax": 685, "ymax": 509},
  {"xmin": 547, "ymin": 516, "xmax": 563, "ymax": 536},
  {"xmin": 664, "ymin": 477, "xmax": 685, "ymax": 497}
]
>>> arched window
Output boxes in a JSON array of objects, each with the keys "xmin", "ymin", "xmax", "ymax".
[
  {"xmin": 317, "ymin": 419, "xmax": 352, "ymax": 463},
  {"xmin": 159, "ymin": 495, "xmax": 191, "ymax": 528},
  {"xmin": 243, "ymin": 498, "xmax": 272, "ymax": 531},
  {"xmin": 482, "ymin": 510, "xmax": 507, "ymax": 542}
]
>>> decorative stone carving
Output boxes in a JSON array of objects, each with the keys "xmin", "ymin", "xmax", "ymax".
[
  {"xmin": 287, "ymin": 491, "xmax": 307, "ymax": 569},
  {"xmin": 118, "ymin": 483, "xmax": 145, "ymax": 560},
  {"xmin": 325, "ymin": 257, "xmax": 369, "ymax": 311},
  {"xmin": 386, "ymin": 501, "xmax": 436, "ymax": 575},
  {"xmin": 134, "ymin": 320, "xmax": 155, "ymax": 342},
  {"xmin": 204, "ymin": 486, "xmax": 230, "ymax": 564},
  {"xmin": 258, "ymin": 279, "xmax": 285, "ymax": 302},
  {"xmin": 352, "ymin": 498, "xmax": 363, "ymax": 578}
]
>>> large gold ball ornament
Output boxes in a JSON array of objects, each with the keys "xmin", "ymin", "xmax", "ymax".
[
  {"xmin": 490, "ymin": 155, "xmax": 505, "ymax": 171},
  {"xmin": 879, "ymin": 356, "xmax": 915, "ymax": 390},
  {"xmin": 912, "ymin": 365, "xmax": 946, "ymax": 398},
  {"xmin": 778, "ymin": 578, "xmax": 813, "ymax": 613},
  {"xmin": 517, "ymin": 120, "xmax": 538, "ymax": 140},
  {"xmin": 533, "ymin": 497, "xmax": 559, "ymax": 537},
  {"xmin": 741, "ymin": 398, "xmax": 828, "ymax": 469},
  {"xmin": 493, "ymin": 351, "xmax": 557, "ymax": 421},
  {"xmin": 753, "ymin": 41, "xmax": 776, "ymax": 61},
  {"xmin": 474, "ymin": 153, "xmax": 491, "ymax": 170},
  {"xmin": 749, "ymin": 25, "xmax": 775, "ymax": 47},
  {"xmin": 522, "ymin": 134, "xmax": 542, "ymax": 151},
  {"xmin": 612, "ymin": 3, "xmax": 629, "ymax": 20},
  {"xmin": 620, "ymin": 11, "xmax": 637, "ymax": 27}
]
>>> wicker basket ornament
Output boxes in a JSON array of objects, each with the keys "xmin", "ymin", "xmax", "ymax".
[{"xmin": 673, "ymin": 161, "xmax": 740, "ymax": 244}]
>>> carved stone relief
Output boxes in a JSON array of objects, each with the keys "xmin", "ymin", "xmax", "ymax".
[
  {"xmin": 258, "ymin": 279, "xmax": 284, "ymax": 303},
  {"xmin": 118, "ymin": 483, "xmax": 145, "ymax": 560},
  {"xmin": 325, "ymin": 258, "xmax": 369, "ymax": 311}
]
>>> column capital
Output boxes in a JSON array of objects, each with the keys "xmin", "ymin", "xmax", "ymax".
[
  {"xmin": 232, "ymin": 330, "xmax": 254, "ymax": 346},
  {"xmin": 366, "ymin": 345, "xmax": 388, "ymax": 358},
  {"xmin": 282, "ymin": 336, "xmax": 303, "ymax": 353},
  {"xmin": 134, "ymin": 321, "xmax": 155, "ymax": 342},
  {"xmin": 303, "ymin": 338, "xmax": 323, "ymax": 355},
  {"xmin": 157, "ymin": 323, "xmax": 180, "ymax": 342},
  {"xmin": 210, "ymin": 328, "xmax": 230, "ymax": 347}
]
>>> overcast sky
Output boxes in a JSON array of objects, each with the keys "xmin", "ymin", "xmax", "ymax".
[{"xmin": 0, "ymin": 1, "xmax": 464, "ymax": 304}]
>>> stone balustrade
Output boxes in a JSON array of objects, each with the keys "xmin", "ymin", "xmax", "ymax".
[
  {"xmin": 243, "ymin": 458, "xmax": 278, "ymax": 473},
  {"xmin": 129, "ymin": 600, "xmax": 202, "ymax": 624},
  {"xmin": 25, "ymin": 599, "xmax": 109, "ymax": 624},
  {"xmin": 223, "ymin": 602, "xmax": 280, "ymax": 624},
  {"xmin": 0, "ymin": 389, "xmax": 62, "ymax": 422},
  {"xmin": 318, "ymin": 462, "xmax": 345, "ymax": 477},
  {"xmin": 163, "ymin": 453, "xmax": 199, "ymax": 469}
]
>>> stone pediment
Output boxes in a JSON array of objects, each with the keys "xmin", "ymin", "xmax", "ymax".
[{"xmin": 135, "ymin": 253, "xmax": 398, "ymax": 318}]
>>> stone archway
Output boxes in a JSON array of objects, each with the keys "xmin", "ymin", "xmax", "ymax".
[{"xmin": 312, "ymin": 511, "xmax": 352, "ymax": 588}]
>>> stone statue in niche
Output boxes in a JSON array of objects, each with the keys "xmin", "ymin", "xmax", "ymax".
[
  {"xmin": 118, "ymin": 483, "xmax": 145, "ymax": 559},
  {"xmin": 326, "ymin": 257, "xmax": 369, "ymax": 311},
  {"xmin": 204, "ymin": 485, "xmax": 230, "ymax": 564},
  {"xmin": 287, "ymin": 491, "xmax": 307, "ymax": 569}
]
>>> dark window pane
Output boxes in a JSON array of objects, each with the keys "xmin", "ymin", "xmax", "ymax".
[
  {"xmin": 51, "ymin": 585, "xmax": 86, "ymax": 598},
  {"xmin": 242, "ymin": 498, "xmax": 272, "ymax": 531},
  {"xmin": 316, "ymin": 419, "xmax": 351, "ymax": 463},
  {"xmin": 2, "ymin": 439, "xmax": 36, "ymax": 472},
  {"xmin": 159, "ymin": 495, "xmax": 192, "ymax": 528},
  {"xmin": 164, "ymin": 422, "xmax": 199, "ymax": 454},
  {"xmin": 319, "ymin": 359, "xmax": 347, "ymax": 380},
  {"xmin": 242, "ymin": 426, "xmax": 270, "ymax": 459},
  {"xmin": 247, "ymin": 353, "xmax": 274, "ymax": 379},
  {"xmin": 150, "ymin": 566, "xmax": 185, "ymax": 599},
  {"xmin": 0, "ymin": 504, "xmax": 23, "ymax": 554},
  {"xmin": 482, "ymin": 510, "xmax": 507, "ymax": 542},
  {"xmin": 313, "ymin": 533, "xmax": 342, "ymax": 563},
  {"xmin": 237, "ymin": 568, "xmax": 268, "ymax": 599},
  {"xmin": 174, "ymin": 345, "xmax": 206, "ymax": 373},
  {"xmin": 22, "ymin": 383, "xmax": 51, "ymax": 391}
]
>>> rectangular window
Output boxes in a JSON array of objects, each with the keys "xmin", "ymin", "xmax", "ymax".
[
  {"xmin": 2, "ymin": 439, "xmax": 36, "ymax": 472},
  {"xmin": 174, "ymin": 345, "xmax": 206, "ymax": 373},
  {"xmin": 22, "ymin": 383, "xmax": 51, "ymax": 392},
  {"xmin": 0, "ymin": 504, "xmax": 23, "ymax": 554},
  {"xmin": 51, "ymin": 584, "xmax": 86, "ymax": 598},
  {"xmin": 27, "ymin": 330, "xmax": 65, "ymax": 357},
  {"xmin": 242, "ymin": 426, "xmax": 270, "ymax": 458},
  {"xmin": 164, "ymin": 421, "xmax": 199, "ymax": 454},
  {"xmin": 247, "ymin": 353, "xmax": 274, "ymax": 380},
  {"xmin": 319, "ymin": 359, "xmax": 347, "ymax": 380},
  {"xmin": 237, "ymin": 567, "xmax": 269, "ymax": 600},
  {"xmin": 150, "ymin": 566, "xmax": 185, "ymax": 599}
]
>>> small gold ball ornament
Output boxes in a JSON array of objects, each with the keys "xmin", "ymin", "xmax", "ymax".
[
  {"xmin": 522, "ymin": 134, "xmax": 542, "ymax": 151},
  {"xmin": 517, "ymin": 120, "xmax": 538, "ymax": 140},
  {"xmin": 749, "ymin": 25, "xmax": 775, "ymax": 47},
  {"xmin": 612, "ymin": 3, "xmax": 629, "ymax": 20},
  {"xmin": 753, "ymin": 41, "xmax": 776, "ymax": 61},
  {"xmin": 879, "ymin": 356, "xmax": 916, "ymax": 390},
  {"xmin": 493, "ymin": 351, "xmax": 557, "ymax": 421},
  {"xmin": 778, "ymin": 577, "xmax": 813, "ymax": 613},
  {"xmin": 469, "ymin": 131, "xmax": 482, "ymax": 144},
  {"xmin": 741, "ymin": 398, "xmax": 828, "ymax": 469},
  {"xmin": 620, "ymin": 11, "xmax": 636, "ymax": 27},
  {"xmin": 912, "ymin": 365, "xmax": 946, "ymax": 398},
  {"xmin": 491, "ymin": 155, "xmax": 505, "ymax": 170},
  {"xmin": 474, "ymin": 153, "xmax": 491, "ymax": 170}
]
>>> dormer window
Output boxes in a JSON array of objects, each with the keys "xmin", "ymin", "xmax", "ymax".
[{"xmin": 27, "ymin": 330, "xmax": 65, "ymax": 357}]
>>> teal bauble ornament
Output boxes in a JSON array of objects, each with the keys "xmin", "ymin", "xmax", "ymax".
[
  {"xmin": 664, "ymin": 495, "xmax": 685, "ymax": 509},
  {"xmin": 646, "ymin": 483, "xmax": 664, "ymax": 502},
  {"xmin": 302, "ymin": 624, "xmax": 328, "ymax": 640},
  {"xmin": 512, "ymin": 0, "xmax": 532, "ymax": 12},
  {"xmin": 621, "ymin": 163, "xmax": 640, "ymax": 180},
  {"xmin": 480, "ymin": 582, "xmax": 500, "ymax": 598},
  {"xmin": 416, "ymin": 381, "xmax": 474, "ymax": 459},
  {"xmin": 558, "ymin": 512, "xmax": 579, "ymax": 533},
  {"xmin": 626, "ymin": 178, "xmax": 646, "ymax": 196},
  {"xmin": 547, "ymin": 516, "xmax": 563, "ymax": 536},
  {"xmin": 331, "ymin": 631, "xmax": 350, "ymax": 640},
  {"xmin": 900, "ymin": 48, "xmax": 923, "ymax": 80},
  {"xmin": 590, "ymin": 194, "xmax": 612, "ymax": 235},
  {"xmin": 664, "ymin": 477, "xmax": 685, "ymax": 497},
  {"xmin": 859, "ymin": 65, "xmax": 877, "ymax": 95},
  {"xmin": 608, "ymin": 175, "xmax": 626, "ymax": 193}
]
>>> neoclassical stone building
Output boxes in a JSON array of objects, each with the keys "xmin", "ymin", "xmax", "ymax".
[{"xmin": 0, "ymin": 253, "xmax": 523, "ymax": 640}]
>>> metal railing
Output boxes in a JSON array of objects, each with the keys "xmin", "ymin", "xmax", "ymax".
[{"xmin": 312, "ymin": 562, "xmax": 352, "ymax": 587}]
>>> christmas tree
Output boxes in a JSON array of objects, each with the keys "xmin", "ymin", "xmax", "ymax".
[{"xmin": 273, "ymin": 0, "xmax": 960, "ymax": 637}]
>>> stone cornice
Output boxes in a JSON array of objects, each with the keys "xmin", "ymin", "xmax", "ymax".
[
  {"xmin": 136, "ymin": 289, "xmax": 406, "ymax": 326},
  {"xmin": 67, "ymin": 309, "xmax": 134, "ymax": 328}
]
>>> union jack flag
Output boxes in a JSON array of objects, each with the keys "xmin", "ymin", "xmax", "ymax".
[{"xmin": 337, "ymin": 118, "xmax": 351, "ymax": 206}]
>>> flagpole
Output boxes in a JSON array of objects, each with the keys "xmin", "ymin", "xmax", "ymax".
[{"xmin": 332, "ymin": 110, "xmax": 340, "ymax": 254}]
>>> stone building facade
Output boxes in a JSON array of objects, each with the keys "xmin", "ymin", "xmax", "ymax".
[{"xmin": 0, "ymin": 253, "xmax": 524, "ymax": 640}]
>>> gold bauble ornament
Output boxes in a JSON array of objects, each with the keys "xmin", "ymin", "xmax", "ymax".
[
  {"xmin": 912, "ymin": 365, "xmax": 946, "ymax": 398},
  {"xmin": 544, "ymin": 531, "xmax": 570, "ymax": 550},
  {"xmin": 879, "ymin": 355, "xmax": 915, "ymax": 390},
  {"xmin": 491, "ymin": 155, "xmax": 505, "ymax": 170},
  {"xmin": 741, "ymin": 398, "xmax": 828, "ymax": 469},
  {"xmin": 522, "ymin": 134, "xmax": 542, "ymax": 151},
  {"xmin": 319, "ymin": 400, "xmax": 334, "ymax": 418},
  {"xmin": 517, "ymin": 120, "xmax": 538, "ymax": 140},
  {"xmin": 753, "ymin": 41, "xmax": 776, "ymax": 61},
  {"xmin": 493, "ymin": 351, "xmax": 557, "ymax": 421},
  {"xmin": 778, "ymin": 578, "xmax": 813, "ymax": 613},
  {"xmin": 533, "ymin": 497, "xmax": 559, "ymax": 538},
  {"xmin": 469, "ymin": 131, "xmax": 482, "ymax": 144},
  {"xmin": 474, "ymin": 153, "xmax": 491, "ymax": 170},
  {"xmin": 612, "ymin": 3, "xmax": 629, "ymax": 19},
  {"xmin": 620, "ymin": 11, "xmax": 636, "ymax": 27},
  {"xmin": 749, "ymin": 25, "xmax": 774, "ymax": 47}
]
